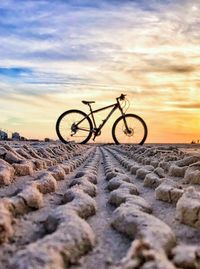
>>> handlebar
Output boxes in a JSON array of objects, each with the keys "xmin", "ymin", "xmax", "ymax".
[{"xmin": 116, "ymin": 93, "xmax": 127, "ymax": 101}]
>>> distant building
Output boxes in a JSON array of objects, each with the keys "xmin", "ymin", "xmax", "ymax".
[
  {"xmin": 0, "ymin": 130, "xmax": 8, "ymax": 140},
  {"xmin": 191, "ymin": 140, "xmax": 200, "ymax": 144},
  {"xmin": 20, "ymin": 136, "xmax": 27, "ymax": 141},
  {"xmin": 44, "ymin": 138, "xmax": 54, "ymax": 142},
  {"xmin": 12, "ymin": 132, "xmax": 20, "ymax": 141}
]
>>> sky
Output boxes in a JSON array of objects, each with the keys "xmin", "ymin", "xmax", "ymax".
[{"xmin": 0, "ymin": 0, "xmax": 199, "ymax": 143}]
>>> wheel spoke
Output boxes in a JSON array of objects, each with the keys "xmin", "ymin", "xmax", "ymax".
[
  {"xmin": 56, "ymin": 111, "xmax": 92, "ymax": 144},
  {"xmin": 113, "ymin": 115, "xmax": 147, "ymax": 144}
]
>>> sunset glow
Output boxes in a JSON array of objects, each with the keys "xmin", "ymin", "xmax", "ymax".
[{"xmin": 0, "ymin": 0, "xmax": 199, "ymax": 142}]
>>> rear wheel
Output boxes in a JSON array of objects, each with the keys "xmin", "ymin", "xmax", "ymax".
[
  {"xmin": 112, "ymin": 114, "xmax": 148, "ymax": 145},
  {"xmin": 56, "ymin": 109, "xmax": 93, "ymax": 144}
]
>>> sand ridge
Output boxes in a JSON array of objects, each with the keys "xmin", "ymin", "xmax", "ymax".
[{"xmin": 0, "ymin": 142, "xmax": 199, "ymax": 268}]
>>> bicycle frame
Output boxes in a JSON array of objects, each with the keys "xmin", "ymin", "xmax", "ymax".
[
  {"xmin": 56, "ymin": 93, "xmax": 148, "ymax": 144},
  {"xmin": 76, "ymin": 99, "xmax": 125, "ymax": 136}
]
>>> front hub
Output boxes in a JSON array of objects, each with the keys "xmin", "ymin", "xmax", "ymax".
[{"xmin": 124, "ymin": 127, "xmax": 134, "ymax": 137}]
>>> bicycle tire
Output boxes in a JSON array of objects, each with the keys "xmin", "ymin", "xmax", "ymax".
[
  {"xmin": 56, "ymin": 109, "xmax": 93, "ymax": 144},
  {"xmin": 112, "ymin": 113, "xmax": 148, "ymax": 145}
]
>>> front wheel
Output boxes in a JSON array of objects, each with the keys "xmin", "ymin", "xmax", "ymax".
[
  {"xmin": 56, "ymin": 109, "xmax": 93, "ymax": 144},
  {"xmin": 112, "ymin": 114, "xmax": 148, "ymax": 145}
]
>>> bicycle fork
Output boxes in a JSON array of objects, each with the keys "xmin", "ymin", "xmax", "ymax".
[{"xmin": 122, "ymin": 115, "xmax": 130, "ymax": 133}]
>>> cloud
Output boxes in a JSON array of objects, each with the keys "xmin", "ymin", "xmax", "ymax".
[
  {"xmin": 124, "ymin": 62, "xmax": 197, "ymax": 74},
  {"xmin": 175, "ymin": 102, "xmax": 200, "ymax": 109},
  {"xmin": 0, "ymin": 0, "xmax": 199, "ymax": 141}
]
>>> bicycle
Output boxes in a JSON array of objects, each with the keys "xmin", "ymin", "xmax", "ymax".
[{"xmin": 56, "ymin": 93, "xmax": 148, "ymax": 144}]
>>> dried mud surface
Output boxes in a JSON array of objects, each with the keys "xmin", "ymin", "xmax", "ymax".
[{"xmin": 0, "ymin": 142, "xmax": 200, "ymax": 269}]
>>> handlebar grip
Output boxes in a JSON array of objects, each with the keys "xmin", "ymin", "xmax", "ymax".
[
  {"xmin": 116, "ymin": 93, "xmax": 127, "ymax": 101},
  {"xmin": 120, "ymin": 94, "xmax": 126, "ymax": 100}
]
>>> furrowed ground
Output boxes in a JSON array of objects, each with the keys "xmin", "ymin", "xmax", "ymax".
[{"xmin": 0, "ymin": 141, "xmax": 200, "ymax": 269}]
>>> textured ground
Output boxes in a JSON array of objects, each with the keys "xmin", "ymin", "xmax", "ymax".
[{"xmin": 0, "ymin": 142, "xmax": 200, "ymax": 269}]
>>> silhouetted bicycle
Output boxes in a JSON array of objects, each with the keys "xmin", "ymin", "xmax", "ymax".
[{"xmin": 56, "ymin": 94, "xmax": 148, "ymax": 144}]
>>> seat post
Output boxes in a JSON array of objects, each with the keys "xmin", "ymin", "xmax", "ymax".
[
  {"xmin": 88, "ymin": 104, "xmax": 92, "ymax": 113},
  {"xmin": 88, "ymin": 104, "xmax": 96, "ymax": 128}
]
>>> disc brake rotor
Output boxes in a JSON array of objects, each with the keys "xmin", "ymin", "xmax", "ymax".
[{"xmin": 124, "ymin": 127, "xmax": 134, "ymax": 137}]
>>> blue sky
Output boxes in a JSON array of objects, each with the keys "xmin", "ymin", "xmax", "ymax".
[{"xmin": 0, "ymin": 0, "xmax": 199, "ymax": 142}]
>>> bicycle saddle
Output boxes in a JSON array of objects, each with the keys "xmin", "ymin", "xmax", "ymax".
[{"xmin": 82, "ymin": 100, "xmax": 95, "ymax": 105}]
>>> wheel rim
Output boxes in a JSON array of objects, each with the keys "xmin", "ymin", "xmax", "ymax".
[
  {"xmin": 114, "ymin": 116, "xmax": 146, "ymax": 144},
  {"xmin": 58, "ymin": 112, "xmax": 91, "ymax": 143}
]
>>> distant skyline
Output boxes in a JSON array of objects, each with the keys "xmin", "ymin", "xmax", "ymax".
[{"xmin": 0, "ymin": 0, "xmax": 199, "ymax": 143}]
